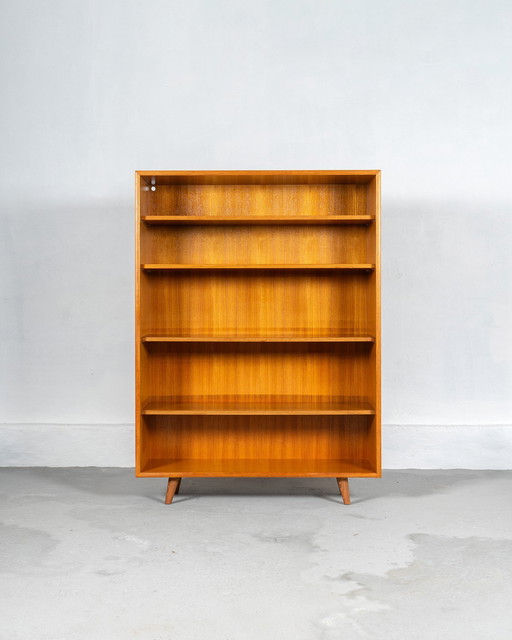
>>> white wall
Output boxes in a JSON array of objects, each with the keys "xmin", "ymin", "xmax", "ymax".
[{"xmin": 1, "ymin": 0, "xmax": 511, "ymax": 467}]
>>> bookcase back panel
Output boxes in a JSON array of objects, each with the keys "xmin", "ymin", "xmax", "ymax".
[
  {"xmin": 145, "ymin": 184, "xmax": 368, "ymax": 217},
  {"xmin": 141, "ymin": 415, "xmax": 374, "ymax": 463},
  {"xmin": 141, "ymin": 343, "xmax": 374, "ymax": 400},
  {"xmin": 141, "ymin": 272, "xmax": 372, "ymax": 336},
  {"xmin": 141, "ymin": 225, "xmax": 370, "ymax": 265}
]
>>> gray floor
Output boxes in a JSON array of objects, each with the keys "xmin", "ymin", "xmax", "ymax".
[{"xmin": 1, "ymin": 469, "xmax": 511, "ymax": 639}]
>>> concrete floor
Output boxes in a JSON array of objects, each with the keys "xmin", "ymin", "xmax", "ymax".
[{"xmin": 1, "ymin": 470, "xmax": 511, "ymax": 639}]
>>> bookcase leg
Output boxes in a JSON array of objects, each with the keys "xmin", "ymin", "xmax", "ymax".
[
  {"xmin": 336, "ymin": 478, "xmax": 351, "ymax": 505},
  {"xmin": 175, "ymin": 478, "xmax": 182, "ymax": 494},
  {"xmin": 165, "ymin": 478, "xmax": 181, "ymax": 504}
]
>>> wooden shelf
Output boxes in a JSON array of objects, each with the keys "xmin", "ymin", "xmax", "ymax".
[
  {"xmin": 141, "ymin": 397, "xmax": 375, "ymax": 415},
  {"xmin": 142, "ymin": 334, "xmax": 375, "ymax": 343},
  {"xmin": 142, "ymin": 263, "xmax": 375, "ymax": 271},
  {"xmin": 136, "ymin": 170, "xmax": 381, "ymax": 497},
  {"xmin": 141, "ymin": 215, "xmax": 375, "ymax": 225},
  {"xmin": 139, "ymin": 458, "xmax": 378, "ymax": 477},
  {"xmin": 137, "ymin": 170, "xmax": 379, "ymax": 185}
]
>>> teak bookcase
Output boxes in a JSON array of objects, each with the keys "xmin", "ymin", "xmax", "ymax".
[{"xmin": 135, "ymin": 170, "xmax": 381, "ymax": 504}]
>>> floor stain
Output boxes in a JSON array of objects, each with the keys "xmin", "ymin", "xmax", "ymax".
[
  {"xmin": 253, "ymin": 529, "xmax": 321, "ymax": 553},
  {"xmin": 316, "ymin": 533, "xmax": 512, "ymax": 639},
  {"xmin": 0, "ymin": 523, "xmax": 59, "ymax": 574}
]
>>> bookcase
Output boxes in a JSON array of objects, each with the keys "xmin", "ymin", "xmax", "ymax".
[{"xmin": 135, "ymin": 171, "xmax": 381, "ymax": 504}]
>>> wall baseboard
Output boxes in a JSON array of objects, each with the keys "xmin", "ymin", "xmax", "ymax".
[
  {"xmin": 384, "ymin": 425, "xmax": 512, "ymax": 469},
  {"xmin": 0, "ymin": 424, "xmax": 133, "ymax": 468},
  {"xmin": 1, "ymin": 423, "xmax": 511, "ymax": 469}
]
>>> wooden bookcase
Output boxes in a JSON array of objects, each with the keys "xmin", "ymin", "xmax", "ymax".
[{"xmin": 135, "ymin": 171, "xmax": 381, "ymax": 504}]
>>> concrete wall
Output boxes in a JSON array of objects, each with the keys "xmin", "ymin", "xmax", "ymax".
[{"xmin": 1, "ymin": 0, "xmax": 511, "ymax": 467}]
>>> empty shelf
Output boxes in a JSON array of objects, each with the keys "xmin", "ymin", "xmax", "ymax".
[
  {"xmin": 141, "ymin": 215, "xmax": 375, "ymax": 225},
  {"xmin": 141, "ymin": 397, "xmax": 376, "ymax": 415},
  {"xmin": 139, "ymin": 458, "xmax": 377, "ymax": 477},
  {"xmin": 142, "ymin": 334, "xmax": 375, "ymax": 343},
  {"xmin": 142, "ymin": 263, "xmax": 375, "ymax": 271}
]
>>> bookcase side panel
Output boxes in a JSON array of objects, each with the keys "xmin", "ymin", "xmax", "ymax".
[{"xmin": 365, "ymin": 174, "xmax": 381, "ymax": 473}]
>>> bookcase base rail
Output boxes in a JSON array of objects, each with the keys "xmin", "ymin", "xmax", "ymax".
[{"xmin": 163, "ymin": 477, "xmax": 351, "ymax": 505}]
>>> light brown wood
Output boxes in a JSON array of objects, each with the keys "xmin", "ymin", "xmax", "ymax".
[
  {"xmin": 138, "ymin": 170, "xmax": 379, "ymax": 177},
  {"xmin": 142, "ymin": 264, "xmax": 375, "ymax": 271},
  {"xmin": 141, "ymin": 223, "xmax": 372, "ymax": 265},
  {"xmin": 135, "ymin": 173, "xmax": 143, "ymax": 473},
  {"xmin": 142, "ymin": 343, "xmax": 373, "ymax": 399},
  {"xmin": 146, "ymin": 459, "xmax": 375, "ymax": 478},
  {"xmin": 137, "ymin": 170, "xmax": 379, "ymax": 185},
  {"xmin": 141, "ymin": 396, "xmax": 375, "ymax": 415},
  {"xmin": 140, "ymin": 272, "xmax": 373, "ymax": 337},
  {"xmin": 336, "ymin": 478, "xmax": 351, "ymax": 504},
  {"xmin": 142, "ymin": 334, "xmax": 375, "ymax": 343},
  {"xmin": 139, "ymin": 415, "xmax": 377, "ymax": 477},
  {"xmin": 165, "ymin": 477, "xmax": 180, "ymax": 504},
  {"xmin": 135, "ymin": 170, "xmax": 381, "ymax": 502},
  {"xmin": 142, "ymin": 215, "xmax": 375, "ymax": 225}
]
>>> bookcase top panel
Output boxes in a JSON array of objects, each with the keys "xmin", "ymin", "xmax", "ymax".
[{"xmin": 136, "ymin": 170, "xmax": 380, "ymax": 186}]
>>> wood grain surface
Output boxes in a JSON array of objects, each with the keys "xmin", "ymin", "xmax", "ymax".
[{"xmin": 135, "ymin": 171, "xmax": 381, "ymax": 480}]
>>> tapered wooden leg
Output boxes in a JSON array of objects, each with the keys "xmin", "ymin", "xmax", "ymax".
[
  {"xmin": 165, "ymin": 477, "xmax": 181, "ymax": 504},
  {"xmin": 175, "ymin": 478, "xmax": 182, "ymax": 494},
  {"xmin": 336, "ymin": 478, "xmax": 351, "ymax": 505}
]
